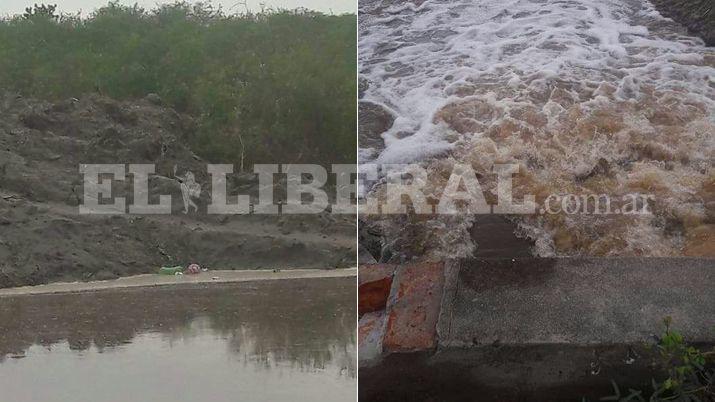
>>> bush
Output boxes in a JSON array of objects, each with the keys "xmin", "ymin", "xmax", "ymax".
[{"xmin": 0, "ymin": 2, "xmax": 357, "ymax": 167}]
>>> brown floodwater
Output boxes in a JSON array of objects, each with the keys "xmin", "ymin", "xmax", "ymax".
[
  {"xmin": 0, "ymin": 278, "xmax": 356, "ymax": 402},
  {"xmin": 359, "ymin": 0, "xmax": 714, "ymax": 260}
]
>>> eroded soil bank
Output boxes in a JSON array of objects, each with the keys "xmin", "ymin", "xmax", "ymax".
[{"xmin": 0, "ymin": 93, "xmax": 356, "ymax": 288}]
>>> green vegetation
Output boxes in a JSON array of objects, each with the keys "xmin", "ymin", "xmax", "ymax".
[
  {"xmin": 0, "ymin": 2, "xmax": 356, "ymax": 167},
  {"xmin": 589, "ymin": 318, "xmax": 714, "ymax": 402}
]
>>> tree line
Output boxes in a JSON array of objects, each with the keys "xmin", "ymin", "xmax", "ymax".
[{"xmin": 0, "ymin": 2, "xmax": 357, "ymax": 167}]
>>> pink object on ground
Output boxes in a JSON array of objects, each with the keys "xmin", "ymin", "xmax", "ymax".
[{"xmin": 186, "ymin": 263, "xmax": 201, "ymax": 275}]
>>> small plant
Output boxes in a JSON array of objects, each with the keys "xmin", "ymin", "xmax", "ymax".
[{"xmin": 592, "ymin": 317, "xmax": 714, "ymax": 402}]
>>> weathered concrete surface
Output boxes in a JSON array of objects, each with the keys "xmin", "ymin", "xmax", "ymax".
[
  {"xmin": 361, "ymin": 257, "xmax": 715, "ymax": 401},
  {"xmin": 360, "ymin": 344, "xmax": 666, "ymax": 402},
  {"xmin": 0, "ymin": 268, "xmax": 357, "ymax": 297},
  {"xmin": 649, "ymin": 0, "xmax": 714, "ymax": 46},
  {"xmin": 359, "ymin": 264, "xmax": 397, "ymax": 316},
  {"xmin": 438, "ymin": 257, "xmax": 715, "ymax": 347},
  {"xmin": 383, "ymin": 262, "xmax": 445, "ymax": 353},
  {"xmin": 470, "ymin": 215, "xmax": 534, "ymax": 258}
]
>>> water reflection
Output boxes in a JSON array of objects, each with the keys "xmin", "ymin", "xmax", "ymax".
[{"xmin": 0, "ymin": 277, "xmax": 356, "ymax": 402}]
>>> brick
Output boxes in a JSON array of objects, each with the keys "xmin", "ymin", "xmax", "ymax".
[
  {"xmin": 383, "ymin": 262, "xmax": 445, "ymax": 353},
  {"xmin": 359, "ymin": 264, "xmax": 397, "ymax": 316}
]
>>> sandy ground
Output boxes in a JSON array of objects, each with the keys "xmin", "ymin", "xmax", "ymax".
[{"xmin": 0, "ymin": 267, "xmax": 357, "ymax": 297}]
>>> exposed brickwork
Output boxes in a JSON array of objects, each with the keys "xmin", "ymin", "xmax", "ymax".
[
  {"xmin": 359, "ymin": 264, "xmax": 398, "ymax": 286},
  {"xmin": 382, "ymin": 262, "xmax": 445, "ymax": 353},
  {"xmin": 359, "ymin": 264, "xmax": 397, "ymax": 316}
]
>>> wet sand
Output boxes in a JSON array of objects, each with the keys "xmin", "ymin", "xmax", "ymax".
[
  {"xmin": 0, "ymin": 276, "xmax": 356, "ymax": 402},
  {"xmin": 0, "ymin": 268, "xmax": 357, "ymax": 297}
]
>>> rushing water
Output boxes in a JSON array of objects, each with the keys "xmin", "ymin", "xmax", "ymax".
[
  {"xmin": 359, "ymin": 0, "xmax": 714, "ymax": 258},
  {"xmin": 0, "ymin": 278, "xmax": 356, "ymax": 402}
]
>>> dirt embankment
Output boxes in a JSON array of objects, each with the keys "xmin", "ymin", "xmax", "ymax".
[
  {"xmin": 0, "ymin": 93, "xmax": 355, "ymax": 288},
  {"xmin": 649, "ymin": 0, "xmax": 714, "ymax": 46}
]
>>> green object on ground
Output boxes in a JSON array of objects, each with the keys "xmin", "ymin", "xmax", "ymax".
[{"xmin": 158, "ymin": 266, "xmax": 184, "ymax": 275}]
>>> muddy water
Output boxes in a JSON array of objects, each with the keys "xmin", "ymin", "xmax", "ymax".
[
  {"xmin": 359, "ymin": 0, "xmax": 714, "ymax": 259},
  {"xmin": 0, "ymin": 278, "xmax": 356, "ymax": 402}
]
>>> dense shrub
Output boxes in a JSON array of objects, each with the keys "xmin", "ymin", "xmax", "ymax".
[{"xmin": 0, "ymin": 2, "xmax": 356, "ymax": 167}]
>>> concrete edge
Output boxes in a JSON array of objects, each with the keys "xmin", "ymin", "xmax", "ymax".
[
  {"xmin": 436, "ymin": 259, "xmax": 461, "ymax": 350},
  {"xmin": 359, "ymin": 342, "xmax": 710, "ymax": 402}
]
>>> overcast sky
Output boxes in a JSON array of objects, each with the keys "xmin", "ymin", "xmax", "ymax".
[{"xmin": 0, "ymin": 0, "xmax": 355, "ymax": 17}]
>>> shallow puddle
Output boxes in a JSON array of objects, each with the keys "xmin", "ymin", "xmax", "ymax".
[{"xmin": 0, "ymin": 278, "xmax": 356, "ymax": 402}]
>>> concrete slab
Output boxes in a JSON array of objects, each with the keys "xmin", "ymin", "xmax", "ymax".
[
  {"xmin": 470, "ymin": 215, "xmax": 533, "ymax": 258},
  {"xmin": 383, "ymin": 262, "xmax": 445, "ymax": 353},
  {"xmin": 362, "ymin": 257, "xmax": 715, "ymax": 401},
  {"xmin": 360, "ymin": 345, "xmax": 662, "ymax": 402},
  {"xmin": 438, "ymin": 257, "xmax": 715, "ymax": 347}
]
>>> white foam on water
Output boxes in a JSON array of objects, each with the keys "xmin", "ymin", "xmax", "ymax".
[
  {"xmin": 359, "ymin": 0, "xmax": 714, "ymax": 257},
  {"xmin": 360, "ymin": 0, "xmax": 713, "ymax": 164}
]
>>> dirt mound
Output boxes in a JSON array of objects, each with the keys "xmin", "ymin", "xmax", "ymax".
[{"xmin": 0, "ymin": 93, "xmax": 355, "ymax": 288}]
